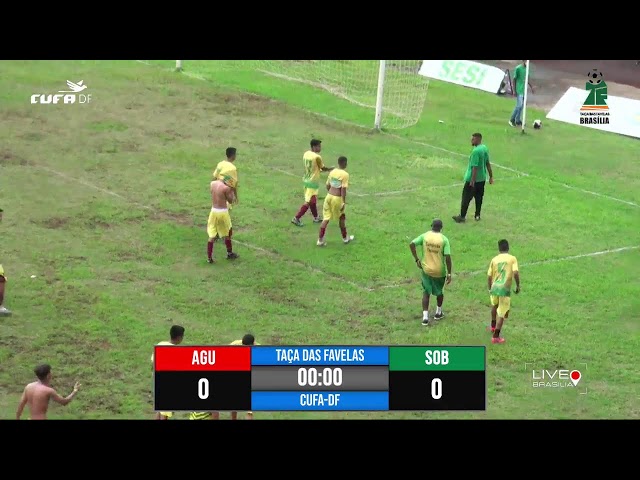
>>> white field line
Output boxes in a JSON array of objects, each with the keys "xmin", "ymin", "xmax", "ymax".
[
  {"xmin": 272, "ymin": 167, "xmax": 421, "ymax": 197},
  {"xmin": 273, "ymin": 167, "xmax": 525, "ymax": 197},
  {"xmin": 135, "ymin": 60, "xmax": 640, "ymax": 210},
  {"xmin": 382, "ymin": 134, "xmax": 640, "ymax": 209},
  {"xmin": 34, "ymin": 165, "xmax": 373, "ymax": 292},
  {"xmin": 371, "ymin": 245, "xmax": 640, "ymax": 291},
  {"xmin": 38, "ymin": 166, "xmax": 153, "ymax": 211},
  {"xmin": 33, "ymin": 165, "xmax": 637, "ymax": 294},
  {"xmin": 218, "ymin": 237, "xmax": 371, "ymax": 292}
]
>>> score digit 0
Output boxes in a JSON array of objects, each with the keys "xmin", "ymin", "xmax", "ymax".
[
  {"xmin": 431, "ymin": 378, "xmax": 442, "ymax": 399},
  {"xmin": 198, "ymin": 378, "xmax": 210, "ymax": 399},
  {"xmin": 425, "ymin": 349, "xmax": 447, "ymax": 400}
]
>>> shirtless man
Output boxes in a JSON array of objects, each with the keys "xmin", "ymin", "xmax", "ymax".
[
  {"xmin": 206, "ymin": 178, "xmax": 239, "ymax": 263},
  {"xmin": 16, "ymin": 364, "xmax": 81, "ymax": 420},
  {"xmin": 317, "ymin": 156, "xmax": 354, "ymax": 246}
]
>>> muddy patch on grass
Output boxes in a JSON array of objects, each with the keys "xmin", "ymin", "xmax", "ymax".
[
  {"xmin": 51, "ymin": 284, "xmax": 100, "ymax": 310},
  {"xmin": 118, "ymin": 140, "xmax": 141, "ymax": 152},
  {"xmin": 96, "ymin": 143, "xmax": 119, "ymax": 154},
  {"xmin": 0, "ymin": 335, "xmax": 22, "ymax": 349},
  {"xmin": 161, "ymin": 129, "xmax": 187, "ymax": 141},
  {"xmin": 124, "ymin": 103, "xmax": 144, "ymax": 111},
  {"xmin": 4, "ymin": 109, "xmax": 38, "ymax": 120},
  {"xmin": 105, "ymin": 272, "xmax": 137, "ymax": 283},
  {"xmin": 87, "ymin": 217, "xmax": 112, "ymax": 229},
  {"xmin": 114, "ymin": 250, "xmax": 146, "ymax": 261},
  {"xmin": 267, "ymin": 334, "xmax": 284, "ymax": 345},
  {"xmin": 244, "ymin": 139, "xmax": 276, "ymax": 149},
  {"xmin": 38, "ymin": 216, "xmax": 71, "ymax": 229},
  {"xmin": 85, "ymin": 397, "xmax": 125, "ymax": 415},
  {"xmin": 257, "ymin": 288, "xmax": 309, "ymax": 310},
  {"xmin": 39, "ymin": 259, "xmax": 60, "ymax": 282},
  {"xmin": 151, "ymin": 210, "xmax": 193, "ymax": 226},
  {"xmin": 0, "ymin": 151, "xmax": 33, "ymax": 167},
  {"xmin": 199, "ymin": 91, "xmax": 274, "ymax": 117},
  {"xmin": 18, "ymin": 132, "xmax": 45, "ymax": 142}
]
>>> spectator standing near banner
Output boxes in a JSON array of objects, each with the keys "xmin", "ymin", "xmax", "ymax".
[{"xmin": 509, "ymin": 60, "xmax": 534, "ymax": 127}]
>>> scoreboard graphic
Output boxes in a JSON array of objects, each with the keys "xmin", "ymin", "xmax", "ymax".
[{"xmin": 154, "ymin": 345, "xmax": 486, "ymax": 412}]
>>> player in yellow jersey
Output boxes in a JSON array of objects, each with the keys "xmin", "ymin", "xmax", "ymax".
[
  {"xmin": 317, "ymin": 156, "xmax": 354, "ymax": 246},
  {"xmin": 487, "ymin": 239, "xmax": 520, "ymax": 344},
  {"xmin": 291, "ymin": 139, "xmax": 334, "ymax": 227},
  {"xmin": 213, "ymin": 147, "xmax": 239, "ymax": 204},
  {"xmin": 409, "ymin": 219, "xmax": 453, "ymax": 326},
  {"xmin": 0, "ymin": 263, "xmax": 11, "ymax": 316},
  {"xmin": 191, "ymin": 334, "xmax": 259, "ymax": 420},
  {"xmin": 151, "ymin": 325, "xmax": 185, "ymax": 420}
]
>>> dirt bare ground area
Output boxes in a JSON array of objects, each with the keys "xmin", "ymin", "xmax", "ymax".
[{"xmin": 486, "ymin": 60, "xmax": 640, "ymax": 111}]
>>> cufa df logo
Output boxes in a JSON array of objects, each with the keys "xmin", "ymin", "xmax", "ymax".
[{"xmin": 31, "ymin": 80, "xmax": 92, "ymax": 105}]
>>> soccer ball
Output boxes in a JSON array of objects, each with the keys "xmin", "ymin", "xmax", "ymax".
[
  {"xmin": 533, "ymin": 119, "xmax": 542, "ymax": 129},
  {"xmin": 588, "ymin": 69, "xmax": 603, "ymax": 85}
]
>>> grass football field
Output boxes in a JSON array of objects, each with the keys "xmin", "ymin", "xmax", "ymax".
[{"xmin": 0, "ymin": 60, "xmax": 638, "ymax": 419}]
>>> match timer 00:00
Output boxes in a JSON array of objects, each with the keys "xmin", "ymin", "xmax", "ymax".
[
  {"xmin": 297, "ymin": 367, "xmax": 343, "ymax": 387},
  {"xmin": 154, "ymin": 345, "xmax": 487, "ymax": 412}
]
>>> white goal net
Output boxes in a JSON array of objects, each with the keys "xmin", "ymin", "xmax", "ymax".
[{"xmin": 173, "ymin": 60, "xmax": 429, "ymax": 130}]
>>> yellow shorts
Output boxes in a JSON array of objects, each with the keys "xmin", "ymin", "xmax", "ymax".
[
  {"xmin": 0, "ymin": 264, "xmax": 5, "ymax": 281},
  {"xmin": 323, "ymin": 194, "xmax": 344, "ymax": 221},
  {"xmin": 160, "ymin": 411, "xmax": 173, "ymax": 418},
  {"xmin": 304, "ymin": 187, "xmax": 319, "ymax": 203},
  {"xmin": 189, "ymin": 412, "xmax": 214, "ymax": 420},
  {"xmin": 207, "ymin": 208, "xmax": 232, "ymax": 239},
  {"xmin": 490, "ymin": 295, "xmax": 511, "ymax": 318}
]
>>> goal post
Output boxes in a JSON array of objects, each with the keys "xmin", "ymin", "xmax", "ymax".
[
  {"xmin": 374, "ymin": 60, "xmax": 386, "ymax": 130},
  {"xmin": 521, "ymin": 60, "xmax": 530, "ymax": 134},
  {"xmin": 171, "ymin": 60, "xmax": 429, "ymax": 130}
]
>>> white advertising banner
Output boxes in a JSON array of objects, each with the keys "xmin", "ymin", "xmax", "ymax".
[
  {"xmin": 418, "ymin": 60, "xmax": 505, "ymax": 94},
  {"xmin": 546, "ymin": 87, "xmax": 640, "ymax": 139}
]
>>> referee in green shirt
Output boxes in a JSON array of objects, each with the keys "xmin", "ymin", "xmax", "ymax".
[{"xmin": 452, "ymin": 133, "xmax": 493, "ymax": 223}]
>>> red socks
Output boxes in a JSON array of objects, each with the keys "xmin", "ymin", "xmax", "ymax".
[
  {"xmin": 318, "ymin": 226, "xmax": 348, "ymax": 240},
  {"xmin": 295, "ymin": 204, "xmax": 309, "ymax": 220},
  {"xmin": 225, "ymin": 228, "xmax": 233, "ymax": 253},
  {"xmin": 209, "ymin": 228, "xmax": 233, "ymax": 259},
  {"xmin": 309, "ymin": 199, "xmax": 318, "ymax": 218}
]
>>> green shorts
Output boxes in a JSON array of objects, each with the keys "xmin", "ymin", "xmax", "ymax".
[{"xmin": 421, "ymin": 272, "xmax": 445, "ymax": 296}]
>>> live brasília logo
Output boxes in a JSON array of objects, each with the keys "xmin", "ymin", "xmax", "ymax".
[
  {"xmin": 525, "ymin": 362, "xmax": 587, "ymax": 394},
  {"xmin": 31, "ymin": 80, "xmax": 92, "ymax": 105},
  {"xmin": 580, "ymin": 69, "xmax": 609, "ymax": 125}
]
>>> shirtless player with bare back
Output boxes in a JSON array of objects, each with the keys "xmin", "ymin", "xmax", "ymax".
[
  {"xmin": 16, "ymin": 364, "xmax": 81, "ymax": 420},
  {"xmin": 206, "ymin": 178, "xmax": 239, "ymax": 263}
]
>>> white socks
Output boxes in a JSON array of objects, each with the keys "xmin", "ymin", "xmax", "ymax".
[{"xmin": 424, "ymin": 307, "xmax": 442, "ymax": 319}]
